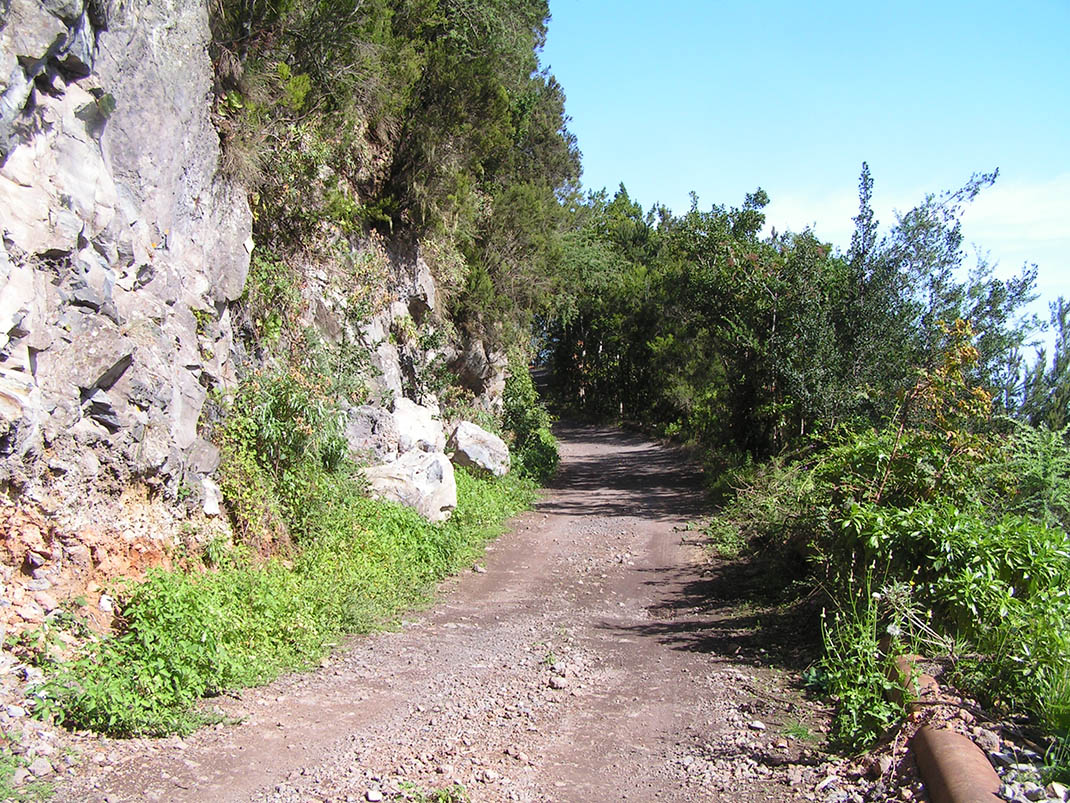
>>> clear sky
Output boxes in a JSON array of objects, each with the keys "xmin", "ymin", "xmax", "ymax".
[{"xmin": 541, "ymin": 0, "xmax": 1069, "ymax": 350}]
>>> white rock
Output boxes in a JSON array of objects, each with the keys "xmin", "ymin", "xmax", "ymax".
[
  {"xmin": 815, "ymin": 775, "xmax": 838, "ymax": 792},
  {"xmin": 392, "ymin": 397, "xmax": 445, "ymax": 454},
  {"xmin": 0, "ymin": 260, "xmax": 34, "ymax": 351},
  {"xmin": 202, "ymin": 477, "xmax": 222, "ymax": 517},
  {"xmin": 448, "ymin": 421, "xmax": 510, "ymax": 477},
  {"xmin": 364, "ymin": 450, "xmax": 456, "ymax": 523},
  {"xmin": 1045, "ymin": 782, "xmax": 1068, "ymax": 801}
]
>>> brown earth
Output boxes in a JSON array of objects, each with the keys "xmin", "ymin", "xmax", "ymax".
[{"xmin": 46, "ymin": 424, "xmax": 891, "ymax": 803}]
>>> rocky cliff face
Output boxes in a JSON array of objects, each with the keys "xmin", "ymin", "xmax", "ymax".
[
  {"xmin": 0, "ymin": 0, "xmax": 251, "ymax": 525},
  {"xmin": 0, "ymin": 0, "xmax": 520, "ymax": 663},
  {"xmin": 0, "ymin": 0, "xmax": 509, "ymax": 534}
]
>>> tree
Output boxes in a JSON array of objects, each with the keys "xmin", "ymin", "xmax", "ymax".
[{"xmin": 1021, "ymin": 298, "xmax": 1070, "ymax": 429}]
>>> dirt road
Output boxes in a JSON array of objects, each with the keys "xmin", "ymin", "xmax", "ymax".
[{"xmin": 53, "ymin": 425, "xmax": 833, "ymax": 802}]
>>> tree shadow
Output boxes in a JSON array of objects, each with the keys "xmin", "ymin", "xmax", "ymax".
[
  {"xmin": 538, "ymin": 423, "xmax": 708, "ymax": 522},
  {"xmin": 600, "ymin": 556, "xmax": 822, "ymax": 674}
]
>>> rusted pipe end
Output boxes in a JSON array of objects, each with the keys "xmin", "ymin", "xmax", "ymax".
[{"xmin": 912, "ymin": 726, "xmax": 1002, "ymax": 803}]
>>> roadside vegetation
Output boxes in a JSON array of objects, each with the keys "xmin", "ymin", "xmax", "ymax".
[
  {"xmin": 541, "ymin": 166, "xmax": 1069, "ymax": 778},
  {"xmin": 30, "ymin": 360, "xmax": 545, "ymax": 736},
  {"xmin": 36, "ymin": 465, "xmax": 535, "ymax": 736}
]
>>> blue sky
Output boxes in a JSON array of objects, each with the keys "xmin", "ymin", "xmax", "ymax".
[{"xmin": 541, "ymin": 0, "xmax": 1069, "ymax": 349}]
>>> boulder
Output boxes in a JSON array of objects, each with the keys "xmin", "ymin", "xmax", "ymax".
[
  {"xmin": 344, "ymin": 405, "xmax": 399, "ymax": 463},
  {"xmin": 448, "ymin": 421, "xmax": 509, "ymax": 477},
  {"xmin": 364, "ymin": 450, "xmax": 456, "ymax": 523},
  {"xmin": 392, "ymin": 397, "xmax": 445, "ymax": 454}
]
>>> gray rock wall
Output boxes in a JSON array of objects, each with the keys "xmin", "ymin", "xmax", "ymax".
[
  {"xmin": 0, "ymin": 0, "xmax": 507, "ymax": 530},
  {"xmin": 0, "ymin": 0, "xmax": 251, "ymax": 518}
]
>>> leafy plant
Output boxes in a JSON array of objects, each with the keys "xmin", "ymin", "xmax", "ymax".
[
  {"xmin": 38, "ymin": 468, "xmax": 534, "ymax": 736},
  {"xmin": 818, "ymin": 568, "xmax": 905, "ymax": 751},
  {"xmin": 502, "ymin": 353, "xmax": 558, "ymax": 482}
]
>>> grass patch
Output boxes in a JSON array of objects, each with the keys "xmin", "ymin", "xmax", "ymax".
[
  {"xmin": 37, "ymin": 469, "xmax": 534, "ymax": 737},
  {"xmin": 0, "ymin": 746, "xmax": 53, "ymax": 801},
  {"xmin": 782, "ymin": 720, "xmax": 819, "ymax": 743}
]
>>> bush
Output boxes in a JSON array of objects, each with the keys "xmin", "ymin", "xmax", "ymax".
[
  {"xmin": 512, "ymin": 426, "xmax": 558, "ymax": 485},
  {"xmin": 502, "ymin": 354, "xmax": 559, "ymax": 483},
  {"xmin": 216, "ymin": 368, "xmax": 343, "ymax": 550},
  {"xmin": 702, "ymin": 343, "xmax": 1070, "ymax": 757}
]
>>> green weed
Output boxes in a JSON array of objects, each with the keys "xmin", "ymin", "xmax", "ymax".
[
  {"xmin": 0, "ymin": 745, "xmax": 53, "ymax": 801},
  {"xmin": 782, "ymin": 720, "xmax": 819, "ymax": 742},
  {"xmin": 397, "ymin": 781, "xmax": 469, "ymax": 802}
]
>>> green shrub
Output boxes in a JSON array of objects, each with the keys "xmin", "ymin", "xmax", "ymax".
[
  {"xmin": 512, "ymin": 426, "xmax": 559, "ymax": 485},
  {"xmin": 702, "ymin": 454, "xmax": 819, "ymax": 558},
  {"xmin": 991, "ymin": 422, "xmax": 1070, "ymax": 530},
  {"xmin": 702, "ymin": 338, "xmax": 1070, "ymax": 757},
  {"xmin": 503, "ymin": 354, "xmax": 558, "ymax": 483}
]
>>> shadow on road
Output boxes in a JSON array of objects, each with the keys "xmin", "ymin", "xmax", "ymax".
[
  {"xmin": 538, "ymin": 423, "xmax": 708, "ymax": 522},
  {"xmin": 549, "ymin": 420, "xmax": 821, "ymax": 673},
  {"xmin": 602, "ymin": 558, "xmax": 821, "ymax": 674}
]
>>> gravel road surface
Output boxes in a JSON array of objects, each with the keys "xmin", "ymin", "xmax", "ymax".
[{"xmin": 52, "ymin": 425, "xmax": 840, "ymax": 802}]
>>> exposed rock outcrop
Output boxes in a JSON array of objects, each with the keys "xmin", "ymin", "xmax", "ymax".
[
  {"xmin": 0, "ymin": 0, "xmax": 251, "ymax": 525},
  {"xmin": 0, "ymin": 1, "xmax": 505, "ymax": 539},
  {"xmin": 452, "ymin": 335, "xmax": 508, "ymax": 413}
]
